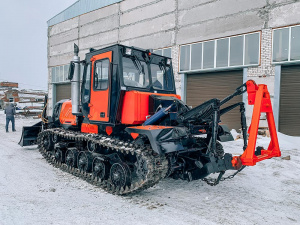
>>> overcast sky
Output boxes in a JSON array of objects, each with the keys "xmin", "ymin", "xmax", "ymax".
[{"xmin": 0, "ymin": 0, "xmax": 77, "ymax": 90}]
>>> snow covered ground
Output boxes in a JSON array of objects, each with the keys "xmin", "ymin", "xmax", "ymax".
[{"xmin": 0, "ymin": 114, "xmax": 299, "ymax": 225}]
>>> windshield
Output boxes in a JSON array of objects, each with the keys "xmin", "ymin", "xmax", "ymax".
[
  {"xmin": 122, "ymin": 57, "xmax": 149, "ymax": 88},
  {"xmin": 122, "ymin": 55, "xmax": 174, "ymax": 91}
]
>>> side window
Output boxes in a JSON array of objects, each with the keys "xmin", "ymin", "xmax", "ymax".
[
  {"xmin": 150, "ymin": 64, "xmax": 174, "ymax": 91},
  {"xmin": 94, "ymin": 59, "xmax": 110, "ymax": 90},
  {"xmin": 82, "ymin": 63, "xmax": 91, "ymax": 103},
  {"xmin": 150, "ymin": 64, "xmax": 164, "ymax": 90}
]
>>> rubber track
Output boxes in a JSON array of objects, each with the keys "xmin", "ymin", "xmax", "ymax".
[{"xmin": 37, "ymin": 128, "xmax": 169, "ymax": 195}]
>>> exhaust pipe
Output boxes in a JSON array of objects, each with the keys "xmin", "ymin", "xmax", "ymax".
[{"xmin": 71, "ymin": 44, "xmax": 81, "ymax": 115}]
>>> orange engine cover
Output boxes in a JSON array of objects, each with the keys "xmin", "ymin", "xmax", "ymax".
[
  {"xmin": 59, "ymin": 100, "xmax": 77, "ymax": 126},
  {"xmin": 121, "ymin": 91, "xmax": 180, "ymax": 125}
]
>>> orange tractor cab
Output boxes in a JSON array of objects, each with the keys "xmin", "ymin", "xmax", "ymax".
[{"xmin": 19, "ymin": 44, "xmax": 281, "ymax": 193}]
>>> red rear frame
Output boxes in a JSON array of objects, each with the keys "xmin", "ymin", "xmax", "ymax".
[{"xmin": 232, "ymin": 80, "xmax": 281, "ymax": 167}]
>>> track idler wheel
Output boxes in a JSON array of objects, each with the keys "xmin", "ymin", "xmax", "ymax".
[
  {"xmin": 54, "ymin": 148, "xmax": 66, "ymax": 163},
  {"xmin": 87, "ymin": 141, "xmax": 97, "ymax": 153},
  {"xmin": 135, "ymin": 155, "xmax": 148, "ymax": 180},
  {"xmin": 65, "ymin": 148, "xmax": 79, "ymax": 168},
  {"xmin": 110, "ymin": 162, "xmax": 131, "ymax": 188},
  {"xmin": 92, "ymin": 157, "xmax": 107, "ymax": 180},
  {"xmin": 42, "ymin": 133, "xmax": 54, "ymax": 151},
  {"xmin": 52, "ymin": 133, "xmax": 60, "ymax": 143},
  {"xmin": 78, "ymin": 151, "xmax": 92, "ymax": 172}
]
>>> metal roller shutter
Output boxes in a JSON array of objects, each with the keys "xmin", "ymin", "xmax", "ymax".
[
  {"xmin": 56, "ymin": 83, "xmax": 71, "ymax": 103},
  {"xmin": 279, "ymin": 66, "xmax": 300, "ymax": 136},
  {"xmin": 186, "ymin": 70, "xmax": 243, "ymax": 131}
]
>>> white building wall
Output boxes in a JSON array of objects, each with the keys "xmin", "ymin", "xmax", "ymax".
[{"xmin": 47, "ymin": 0, "xmax": 300, "ymax": 123}]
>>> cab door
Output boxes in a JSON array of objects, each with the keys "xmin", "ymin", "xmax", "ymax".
[{"xmin": 89, "ymin": 51, "xmax": 112, "ymax": 122}]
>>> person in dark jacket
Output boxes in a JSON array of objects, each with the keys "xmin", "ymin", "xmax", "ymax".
[{"xmin": 4, "ymin": 103, "xmax": 16, "ymax": 132}]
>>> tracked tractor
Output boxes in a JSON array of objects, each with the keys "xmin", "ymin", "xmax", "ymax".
[{"xmin": 19, "ymin": 44, "xmax": 281, "ymax": 194}]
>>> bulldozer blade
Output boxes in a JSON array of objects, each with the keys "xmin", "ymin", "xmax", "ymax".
[{"xmin": 18, "ymin": 122, "xmax": 42, "ymax": 147}]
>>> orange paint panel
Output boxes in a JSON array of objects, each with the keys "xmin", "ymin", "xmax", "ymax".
[
  {"xmin": 106, "ymin": 126, "xmax": 113, "ymax": 136},
  {"xmin": 121, "ymin": 91, "xmax": 180, "ymax": 125},
  {"xmin": 81, "ymin": 123, "xmax": 98, "ymax": 134},
  {"xmin": 130, "ymin": 133, "xmax": 139, "ymax": 139},
  {"xmin": 89, "ymin": 51, "xmax": 112, "ymax": 122},
  {"xmin": 59, "ymin": 100, "xmax": 77, "ymax": 126}
]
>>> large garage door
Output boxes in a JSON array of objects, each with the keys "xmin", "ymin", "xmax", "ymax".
[
  {"xmin": 56, "ymin": 83, "xmax": 71, "ymax": 103},
  {"xmin": 279, "ymin": 66, "xmax": 300, "ymax": 136},
  {"xmin": 186, "ymin": 70, "xmax": 243, "ymax": 130}
]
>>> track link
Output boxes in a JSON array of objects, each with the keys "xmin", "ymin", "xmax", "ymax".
[{"xmin": 37, "ymin": 128, "xmax": 169, "ymax": 195}]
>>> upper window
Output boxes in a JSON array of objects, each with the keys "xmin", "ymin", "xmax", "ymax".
[
  {"xmin": 216, "ymin": 38, "xmax": 229, "ymax": 68},
  {"xmin": 51, "ymin": 64, "xmax": 84, "ymax": 84},
  {"xmin": 191, "ymin": 43, "xmax": 202, "ymax": 70},
  {"xmin": 180, "ymin": 45, "xmax": 190, "ymax": 71},
  {"xmin": 153, "ymin": 47, "xmax": 172, "ymax": 58},
  {"xmin": 203, "ymin": 41, "xmax": 214, "ymax": 69},
  {"xmin": 230, "ymin": 36, "xmax": 243, "ymax": 66},
  {"xmin": 273, "ymin": 25, "xmax": 300, "ymax": 63},
  {"xmin": 52, "ymin": 64, "xmax": 69, "ymax": 83},
  {"xmin": 122, "ymin": 57, "xmax": 149, "ymax": 88},
  {"xmin": 94, "ymin": 59, "xmax": 109, "ymax": 90},
  {"xmin": 245, "ymin": 33, "xmax": 260, "ymax": 65},
  {"xmin": 179, "ymin": 32, "xmax": 260, "ymax": 72}
]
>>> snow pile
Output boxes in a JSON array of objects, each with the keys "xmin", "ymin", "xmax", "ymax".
[
  {"xmin": 0, "ymin": 114, "xmax": 299, "ymax": 225},
  {"xmin": 229, "ymin": 129, "xmax": 239, "ymax": 140}
]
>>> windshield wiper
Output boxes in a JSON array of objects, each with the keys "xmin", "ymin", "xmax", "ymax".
[
  {"xmin": 159, "ymin": 62, "xmax": 166, "ymax": 74},
  {"xmin": 132, "ymin": 56, "xmax": 144, "ymax": 75}
]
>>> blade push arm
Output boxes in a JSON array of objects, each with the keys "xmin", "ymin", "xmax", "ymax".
[{"xmin": 220, "ymin": 83, "xmax": 247, "ymax": 106}]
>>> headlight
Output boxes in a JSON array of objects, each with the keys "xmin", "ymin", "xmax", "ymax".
[
  {"xmin": 125, "ymin": 48, "xmax": 132, "ymax": 56},
  {"xmin": 166, "ymin": 58, "xmax": 171, "ymax": 65}
]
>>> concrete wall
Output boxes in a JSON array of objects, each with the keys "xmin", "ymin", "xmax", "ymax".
[
  {"xmin": 48, "ymin": 0, "xmax": 300, "ymax": 118},
  {"xmin": 48, "ymin": 0, "xmax": 179, "ymax": 113}
]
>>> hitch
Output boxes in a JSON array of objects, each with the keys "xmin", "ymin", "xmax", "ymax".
[{"xmin": 232, "ymin": 80, "xmax": 281, "ymax": 167}]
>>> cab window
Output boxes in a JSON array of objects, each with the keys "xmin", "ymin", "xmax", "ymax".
[
  {"xmin": 94, "ymin": 59, "xmax": 109, "ymax": 90},
  {"xmin": 82, "ymin": 63, "xmax": 91, "ymax": 103},
  {"xmin": 150, "ymin": 63, "xmax": 174, "ymax": 91}
]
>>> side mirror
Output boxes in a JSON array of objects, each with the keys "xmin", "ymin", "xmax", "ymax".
[{"xmin": 68, "ymin": 62, "xmax": 75, "ymax": 80}]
